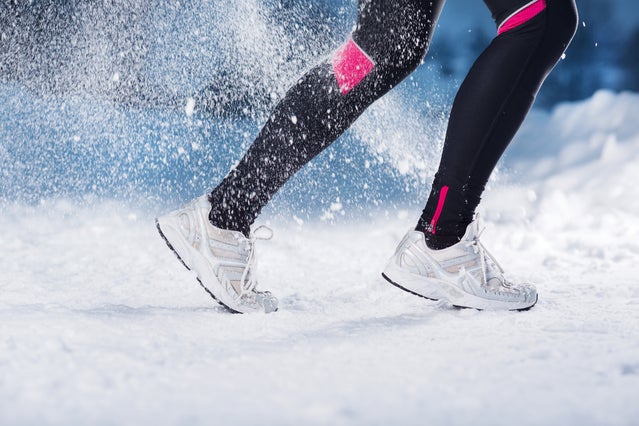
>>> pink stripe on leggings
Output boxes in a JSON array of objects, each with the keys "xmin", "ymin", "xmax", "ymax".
[
  {"xmin": 429, "ymin": 186, "xmax": 449, "ymax": 235},
  {"xmin": 497, "ymin": 0, "xmax": 547, "ymax": 35},
  {"xmin": 332, "ymin": 39, "xmax": 375, "ymax": 95}
]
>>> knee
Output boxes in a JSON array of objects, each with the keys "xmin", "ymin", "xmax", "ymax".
[
  {"xmin": 384, "ymin": 36, "xmax": 429, "ymax": 77},
  {"xmin": 332, "ymin": 1, "xmax": 438, "ymax": 96},
  {"xmin": 548, "ymin": 0, "xmax": 579, "ymax": 49},
  {"xmin": 497, "ymin": 0, "xmax": 577, "ymax": 44},
  {"xmin": 358, "ymin": 10, "xmax": 433, "ymax": 77},
  {"xmin": 496, "ymin": 0, "xmax": 578, "ymax": 58},
  {"xmin": 332, "ymin": 34, "xmax": 427, "ymax": 96}
]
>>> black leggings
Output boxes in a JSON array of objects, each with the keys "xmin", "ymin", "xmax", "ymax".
[{"xmin": 208, "ymin": 0, "xmax": 578, "ymax": 241}]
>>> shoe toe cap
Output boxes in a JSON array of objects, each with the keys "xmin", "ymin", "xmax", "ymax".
[{"xmin": 255, "ymin": 291, "xmax": 279, "ymax": 313}]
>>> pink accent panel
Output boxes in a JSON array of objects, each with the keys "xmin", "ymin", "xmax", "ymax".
[
  {"xmin": 332, "ymin": 39, "xmax": 375, "ymax": 95},
  {"xmin": 429, "ymin": 185, "xmax": 449, "ymax": 235},
  {"xmin": 498, "ymin": 0, "xmax": 547, "ymax": 35}
]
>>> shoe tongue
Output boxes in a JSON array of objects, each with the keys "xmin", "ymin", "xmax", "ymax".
[
  {"xmin": 251, "ymin": 225, "xmax": 273, "ymax": 241},
  {"xmin": 485, "ymin": 276, "xmax": 503, "ymax": 290},
  {"xmin": 461, "ymin": 220, "xmax": 479, "ymax": 242}
]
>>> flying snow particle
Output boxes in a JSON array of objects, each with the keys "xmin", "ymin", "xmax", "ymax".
[
  {"xmin": 185, "ymin": 98, "xmax": 196, "ymax": 117},
  {"xmin": 320, "ymin": 199, "xmax": 345, "ymax": 221}
]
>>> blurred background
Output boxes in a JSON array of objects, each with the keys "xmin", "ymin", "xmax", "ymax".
[
  {"xmin": 2, "ymin": 0, "xmax": 634, "ymax": 109},
  {"xmin": 0, "ymin": 0, "xmax": 636, "ymax": 215}
]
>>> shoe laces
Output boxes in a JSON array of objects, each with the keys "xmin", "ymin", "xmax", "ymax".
[
  {"xmin": 239, "ymin": 225, "xmax": 273, "ymax": 296},
  {"xmin": 469, "ymin": 224, "xmax": 507, "ymax": 288}
]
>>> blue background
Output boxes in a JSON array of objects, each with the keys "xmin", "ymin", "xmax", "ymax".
[{"xmin": 0, "ymin": 0, "xmax": 635, "ymax": 217}]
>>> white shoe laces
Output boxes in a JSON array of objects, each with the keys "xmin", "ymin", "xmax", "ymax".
[
  {"xmin": 468, "ymin": 225, "xmax": 507, "ymax": 288},
  {"xmin": 239, "ymin": 225, "xmax": 273, "ymax": 296}
]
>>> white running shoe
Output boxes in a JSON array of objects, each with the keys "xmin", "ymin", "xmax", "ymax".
[
  {"xmin": 156, "ymin": 195, "xmax": 278, "ymax": 314},
  {"xmin": 382, "ymin": 219, "xmax": 538, "ymax": 311}
]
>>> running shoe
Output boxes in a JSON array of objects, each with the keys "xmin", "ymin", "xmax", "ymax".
[
  {"xmin": 156, "ymin": 196, "xmax": 278, "ymax": 313},
  {"xmin": 383, "ymin": 218, "xmax": 537, "ymax": 310}
]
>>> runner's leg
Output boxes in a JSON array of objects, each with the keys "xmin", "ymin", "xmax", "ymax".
[
  {"xmin": 208, "ymin": 0, "xmax": 445, "ymax": 236},
  {"xmin": 416, "ymin": 0, "xmax": 578, "ymax": 249}
]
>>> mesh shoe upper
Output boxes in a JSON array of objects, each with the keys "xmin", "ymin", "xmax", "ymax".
[
  {"xmin": 156, "ymin": 196, "xmax": 278, "ymax": 313},
  {"xmin": 384, "ymin": 219, "xmax": 537, "ymax": 310}
]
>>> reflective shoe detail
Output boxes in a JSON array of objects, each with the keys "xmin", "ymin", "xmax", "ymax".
[
  {"xmin": 156, "ymin": 195, "xmax": 278, "ymax": 314},
  {"xmin": 383, "ymin": 219, "xmax": 538, "ymax": 311}
]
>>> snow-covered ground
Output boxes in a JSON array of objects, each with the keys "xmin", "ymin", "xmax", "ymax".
[{"xmin": 1, "ymin": 90, "xmax": 639, "ymax": 425}]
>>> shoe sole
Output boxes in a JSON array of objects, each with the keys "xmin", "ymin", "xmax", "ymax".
[
  {"xmin": 382, "ymin": 271, "xmax": 538, "ymax": 312},
  {"xmin": 452, "ymin": 293, "xmax": 539, "ymax": 312},
  {"xmin": 382, "ymin": 262, "xmax": 442, "ymax": 301},
  {"xmin": 382, "ymin": 273, "xmax": 439, "ymax": 302},
  {"xmin": 155, "ymin": 219, "xmax": 241, "ymax": 314}
]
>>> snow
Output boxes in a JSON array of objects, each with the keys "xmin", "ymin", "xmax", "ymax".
[{"xmin": 1, "ymin": 91, "xmax": 639, "ymax": 425}]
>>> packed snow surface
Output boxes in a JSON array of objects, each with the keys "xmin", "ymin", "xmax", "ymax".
[{"xmin": 1, "ymin": 90, "xmax": 639, "ymax": 425}]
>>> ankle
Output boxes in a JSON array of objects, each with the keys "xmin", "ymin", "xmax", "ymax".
[
  {"xmin": 415, "ymin": 216, "xmax": 468, "ymax": 250},
  {"xmin": 207, "ymin": 194, "xmax": 251, "ymax": 237},
  {"xmin": 422, "ymin": 231, "xmax": 462, "ymax": 250}
]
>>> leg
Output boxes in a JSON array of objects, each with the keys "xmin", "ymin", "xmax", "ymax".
[
  {"xmin": 209, "ymin": 0, "xmax": 445, "ymax": 236},
  {"xmin": 383, "ymin": 0, "xmax": 577, "ymax": 310},
  {"xmin": 156, "ymin": 0, "xmax": 446, "ymax": 313},
  {"xmin": 417, "ymin": 0, "xmax": 578, "ymax": 248}
]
